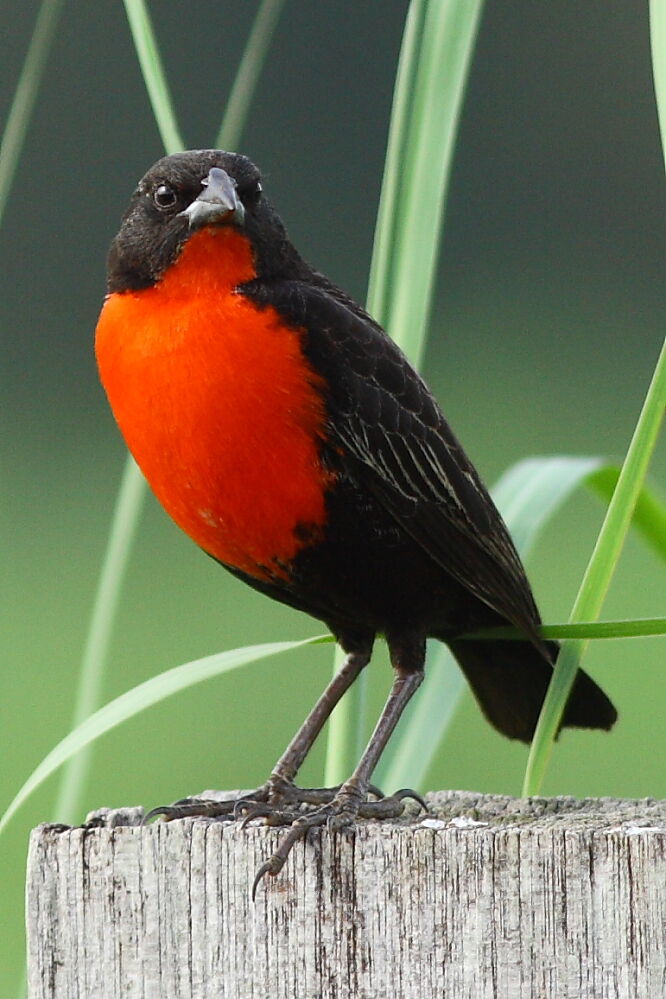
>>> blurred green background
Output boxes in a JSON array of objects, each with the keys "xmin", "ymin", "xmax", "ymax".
[{"xmin": 2, "ymin": 1, "xmax": 664, "ymax": 990}]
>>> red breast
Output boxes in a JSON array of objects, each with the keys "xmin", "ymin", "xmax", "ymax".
[{"xmin": 95, "ymin": 226, "xmax": 334, "ymax": 579}]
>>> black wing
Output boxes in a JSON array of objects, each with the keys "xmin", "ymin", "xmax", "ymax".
[{"xmin": 246, "ymin": 277, "xmax": 545, "ymax": 646}]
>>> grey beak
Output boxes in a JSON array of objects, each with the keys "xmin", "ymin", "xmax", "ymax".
[{"xmin": 181, "ymin": 167, "xmax": 245, "ymax": 228}]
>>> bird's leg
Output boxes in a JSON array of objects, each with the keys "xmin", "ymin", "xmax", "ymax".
[
  {"xmin": 260, "ymin": 643, "xmax": 372, "ymax": 801},
  {"xmin": 144, "ymin": 643, "xmax": 372, "ymax": 825},
  {"xmin": 252, "ymin": 634, "xmax": 428, "ymax": 897}
]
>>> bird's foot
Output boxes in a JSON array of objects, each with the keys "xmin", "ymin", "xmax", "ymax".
[
  {"xmin": 142, "ymin": 775, "xmax": 295, "ymax": 825},
  {"xmin": 251, "ymin": 785, "xmax": 427, "ymax": 900},
  {"xmin": 142, "ymin": 776, "xmax": 386, "ymax": 826},
  {"xmin": 143, "ymin": 780, "xmax": 426, "ymax": 899}
]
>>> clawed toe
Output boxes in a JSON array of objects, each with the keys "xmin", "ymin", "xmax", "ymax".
[
  {"xmin": 251, "ymin": 784, "xmax": 428, "ymax": 897},
  {"xmin": 239, "ymin": 803, "xmax": 303, "ymax": 828},
  {"xmin": 393, "ymin": 787, "xmax": 429, "ymax": 812},
  {"xmin": 251, "ymin": 810, "xmax": 330, "ymax": 900},
  {"xmin": 143, "ymin": 796, "xmax": 237, "ymax": 824}
]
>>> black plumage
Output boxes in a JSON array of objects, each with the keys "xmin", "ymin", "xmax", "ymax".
[
  {"xmin": 241, "ymin": 275, "xmax": 616, "ymax": 741},
  {"xmin": 103, "ymin": 150, "xmax": 617, "ymax": 890}
]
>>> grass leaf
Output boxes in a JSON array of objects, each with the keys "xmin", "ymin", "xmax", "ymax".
[
  {"xmin": 523, "ymin": 342, "xmax": 666, "ymax": 795},
  {"xmin": 324, "ymin": 0, "xmax": 485, "ymax": 786},
  {"xmin": 54, "ymin": 0, "xmax": 284, "ymax": 830},
  {"xmin": 466, "ymin": 617, "xmax": 666, "ymax": 642},
  {"xmin": 650, "ymin": 0, "xmax": 666, "ymax": 172},
  {"xmin": 1, "ymin": 636, "xmax": 326, "ymax": 839},
  {"xmin": 588, "ymin": 467, "xmax": 666, "ymax": 563},
  {"xmin": 122, "ymin": 0, "xmax": 185, "ymax": 153},
  {"xmin": 386, "ymin": 0, "xmax": 484, "ymax": 366},
  {"xmin": 375, "ymin": 454, "xmax": 665, "ymax": 792},
  {"xmin": 53, "ymin": 459, "xmax": 147, "ymax": 822},
  {"xmin": 0, "ymin": 0, "xmax": 64, "ymax": 227},
  {"xmin": 521, "ymin": 14, "xmax": 666, "ymax": 794},
  {"xmin": 215, "ymin": 0, "xmax": 285, "ymax": 150}
]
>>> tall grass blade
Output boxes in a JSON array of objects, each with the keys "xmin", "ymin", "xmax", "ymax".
[
  {"xmin": 521, "ymin": 12, "xmax": 666, "ymax": 795},
  {"xmin": 122, "ymin": 0, "xmax": 185, "ymax": 153},
  {"xmin": 523, "ymin": 342, "xmax": 666, "ymax": 795},
  {"xmin": 587, "ymin": 467, "xmax": 666, "ymax": 563},
  {"xmin": 492, "ymin": 456, "xmax": 604, "ymax": 552},
  {"xmin": 0, "ymin": 0, "xmax": 64, "ymax": 227},
  {"xmin": 53, "ymin": 458, "xmax": 146, "ymax": 822},
  {"xmin": 651, "ymin": 0, "xmax": 666, "ymax": 170},
  {"xmin": 376, "ymin": 455, "xmax": 602, "ymax": 790},
  {"xmin": 54, "ymin": 0, "xmax": 283, "ymax": 831},
  {"xmin": 376, "ymin": 454, "xmax": 665, "ymax": 791},
  {"xmin": 1, "ymin": 637, "xmax": 327, "ymax": 839},
  {"xmin": 215, "ymin": 0, "xmax": 285, "ymax": 150},
  {"xmin": 324, "ymin": 0, "xmax": 484, "ymax": 786},
  {"xmin": 323, "ymin": 0, "xmax": 428, "ymax": 787},
  {"xmin": 493, "ymin": 458, "xmax": 665, "ymax": 563},
  {"xmin": 0, "ymin": 19, "xmax": 65, "ymax": 978},
  {"xmin": 467, "ymin": 617, "xmax": 666, "ymax": 642},
  {"xmin": 365, "ymin": 0, "xmax": 427, "ymax": 324},
  {"xmin": 51, "ymin": 0, "xmax": 185, "ymax": 834},
  {"xmin": 388, "ymin": 0, "xmax": 484, "ymax": 367}
]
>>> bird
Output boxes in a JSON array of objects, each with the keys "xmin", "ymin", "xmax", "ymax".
[{"xmin": 95, "ymin": 149, "xmax": 617, "ymax": 893}]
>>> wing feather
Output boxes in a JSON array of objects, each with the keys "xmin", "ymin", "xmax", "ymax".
[{"xmin": 245, "ymin": 278, "xmax": 545, "ymax": 644}]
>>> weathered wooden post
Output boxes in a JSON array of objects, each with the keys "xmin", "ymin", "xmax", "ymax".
[{"xmin": 26, "ymin": 790, "xmax": 666, "ymax": 997}]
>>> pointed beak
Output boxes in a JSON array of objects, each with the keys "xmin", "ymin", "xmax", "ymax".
[{"xmin": 181, "ymin": 167, "xmax": 245, "ymax": 229}]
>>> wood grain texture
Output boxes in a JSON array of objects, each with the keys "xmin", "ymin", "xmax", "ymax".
[{"xmin": 27, "ymin": 791, "xmax": 666, "ymax": 998}]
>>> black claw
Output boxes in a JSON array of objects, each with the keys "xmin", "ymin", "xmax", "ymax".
[
  {"xmin": 239, "ymin": 803, "xmax": 272, "ymax": 829},
  {"xmin": 142, "ymin": 797, "xmax": 238, "ymax": 825},
  {"xmin": 393, "ymin": 788, "xmax": 429, "ymax": 812},
  {"xmin": 234, "ymin": 798, "xmax": 256, "ymax": 820},
  {"xmin": 252, "ymin": 859, "xmax": 280, "ymax": 901},
  {"xmin": 142, "ymin": 805, "xmax": 175, "ymax": 825}
]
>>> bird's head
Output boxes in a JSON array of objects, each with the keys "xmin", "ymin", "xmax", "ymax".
[{"xmin": 106, "ymin": 149, "xmax": 305, "ymax": 293}]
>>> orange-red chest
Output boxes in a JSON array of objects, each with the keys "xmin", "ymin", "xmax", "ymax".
[{"xmin": 95, "ymin": 228, "xmax": 333, "ymax": 579}]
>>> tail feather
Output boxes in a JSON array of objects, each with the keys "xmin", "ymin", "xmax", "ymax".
[{"xmin": 446, "ymin": 638, "xmax": 617, "ymax": 743}]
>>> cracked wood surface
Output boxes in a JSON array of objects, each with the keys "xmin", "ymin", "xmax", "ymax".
[{"xmin": 26, "ymin": 791, "xmax": 666, "ymax": 998}]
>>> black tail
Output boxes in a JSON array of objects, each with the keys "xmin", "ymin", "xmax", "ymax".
[{"xmin": 446, "ymin": 638, "xmax": 617, "ymax": 743}]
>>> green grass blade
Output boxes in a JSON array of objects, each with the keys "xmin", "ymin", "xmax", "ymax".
[
  {"xmin": 0, "ymin": 636, "xmax": 326, "ymax": 839},
  {"xmin": 366, "ymin": 0, "xmax": 427, "ymax": 324},
  {"xmin": 122, "ymin": 0, "xmax": 185, "ymax": 153},
  {"xmin": 0, "ymin": 0, "xmax": 64, "ymax": 227},
  {"xmin": 322, "ymin": 0, "xmax": 428, "ymax": 787},
  {"xmin": 3, "ymin": 12, "xmax": 66, "ymax": 989},
  {"xmin": 375, "ymin": 453, "xmax": 665, "ymax": 791},
  {"xmin": 215, "ymin": 0, "xmax": 285, "ymax": 150},
  {"xmin": 54, "ymin": 1, "xmax": 284, "ymax": 830},
  {"xmin": 495, "ymin": 458, "xmax": 666, "ymax": 563},
  {"xmin": 466, "ymin": 617, "xmax": 666, "ymax": 642},
  {"xmin": 588, "ymin": 467, "xmax": 666, "ymax": 562},
  {"xmin": 523, "ymin": 341, "xmax": 666, "ymax": 795},
  {"xmin": 651, "ymin": 0, "xmax": 666, "ymax": 170},
  {"xmin": 388, "ymin": 0, "xmax": 484, "ymax": 367},
  {"xmin": 522, "ymin": 13, "xmax": 666, "ymax": 795},
  {"xmin": 492, "ymin": 456, "xmax": 605, "ymax": 553},
  {"xmin": 52, "ymin": 0, "xmax": 186, "ymax": 832},
  {"xmin": 376, "ymin": 454, "xmax": 598, "ymax": 790},
  {"xmin": 52, "ymin": 458, "xmax": 146, "ymax": 823},
  {"xmin": 324, "ymin": 0, "xmax": 484, "ymax": 787}
]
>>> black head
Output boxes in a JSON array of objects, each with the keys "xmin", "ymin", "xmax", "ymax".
[{"xmin": 106, "ymin": 150, "xmax": 308, "ymax": 293}]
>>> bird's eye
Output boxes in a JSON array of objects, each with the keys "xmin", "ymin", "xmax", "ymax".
[{"xmin": 153, "ymin": 183, "xmax": 177, "ymax": 209}]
